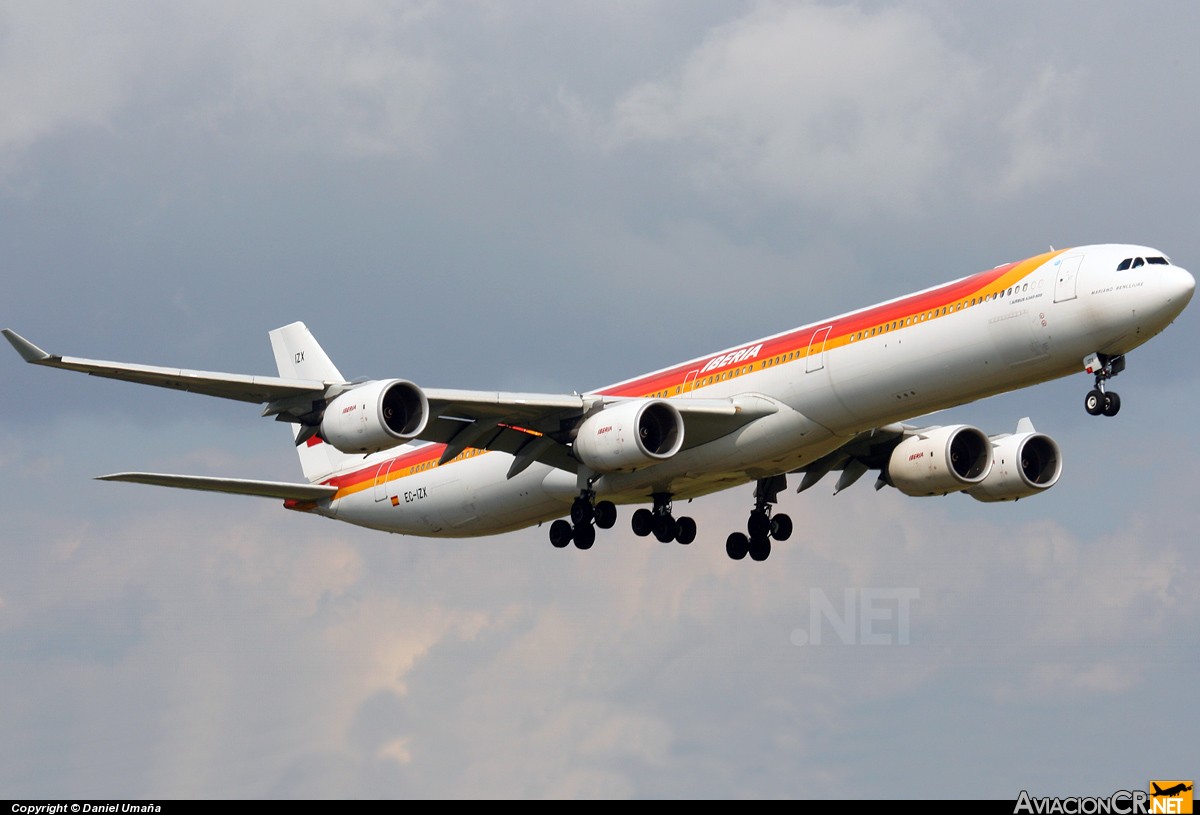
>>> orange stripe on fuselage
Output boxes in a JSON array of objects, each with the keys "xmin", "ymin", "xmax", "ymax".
[
  {"xmin": 598, "ymin": 249, "xmax": 1064, "ymax": 398},
  {"xmin": 322, "ymin": 443, "xmax": 489, "ymax": 501}
]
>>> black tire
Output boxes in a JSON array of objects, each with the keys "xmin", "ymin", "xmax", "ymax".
[
  {"xmin": 771, "ymin": 513, "xmax": 793, "ymax": 542},
  {"xmin": 573, "ymin": 523, "xmax": 596, "ymax": 550},
  {"xmin": 748, "ymin": 535, "xmax": 771, "ymax": 562},
  {"xmin": 549, "ymin": 519, "xmax": 573, "ymax": 548},
  {"xmin": 675, "ymin": 516, "xmax": 697, "ymax": 545},
  {"xmin": 653, "ymin": 514, "xmax": 678, "ymax": 543},
  {"xmin": 594, "ymin": 501, "xmax": 617, "ymax": 529},
  {"xmin": 570, "ymin": 499, "xmax": 594, "ymax": 526},
  {"xmin": 726, "ymin": 532, "xmax": 749, "ymax": 560},
  {"xmin": 747, "ymin": 511, "xmax": 771, "ymax": 539},
  {"xmin": 631, "ymin": 508, "xmax": 654, "ymax": 537},
  {"xmin": 1103, "ymin": 391, "xmax": 1121, "ymax": 417},
  {"xmin": 1085, "ymin": 389, "xmax": 1105, "ymax": 416}
]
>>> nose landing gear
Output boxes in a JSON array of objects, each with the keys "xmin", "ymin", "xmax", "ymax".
[{"xmin": 1083, "ymin": 353, "xmax": 1124, "ymax": 417}]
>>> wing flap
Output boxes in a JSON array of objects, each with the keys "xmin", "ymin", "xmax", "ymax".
[{"xmin": 97, "ymin": 472, "xmax": 337, "ymax": 501}]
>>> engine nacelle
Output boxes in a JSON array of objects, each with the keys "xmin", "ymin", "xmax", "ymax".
[
  {"xmin": 887, "ymin": 425, "xmax": 992, "ymax": 496},
  {"xmin": 573, "ymin": 399, "xmax": 684, "ymax": 473},
  {"xmin": 320, "ymin": 379, "xmax": 429, "ymax": 454},
  {"xmin": 967, "ymin": 431, "xmax": 1062, "ymax": 502}
]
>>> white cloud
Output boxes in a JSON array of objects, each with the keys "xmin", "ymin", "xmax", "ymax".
[{"xmin": 602, "ymin": 2, "xmax": 1089, "ymax": 216}]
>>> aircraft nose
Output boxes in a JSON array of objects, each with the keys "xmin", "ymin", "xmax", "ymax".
[{"xmin": 1165, "ymin": 264, "xmax": 1195, "ymax": 306}]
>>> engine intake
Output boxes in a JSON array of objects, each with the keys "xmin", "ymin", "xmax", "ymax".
[
  {"xmin": 573, "ymin": 399, "xmax": 684, "ymax": 473},
  {"xmin": 321, "ymin": 379, "xmax": 429, "ymax": 454},
  {"xmin": 967, "ymin": 431, "xmax": 1061, "ymax": 502},
  {"xmin": 887, "ymin": 425, "xmax": 992, "ymax": 496}
]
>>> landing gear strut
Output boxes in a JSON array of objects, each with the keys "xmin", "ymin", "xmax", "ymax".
[
  {"xmin": 1084, "ymin": 353, "xmax": 1124, "ymax": 417},
  {"xmin": 549, "ymin": 487, "xmax": 616, "ymax": 551},
  {"xmin": 631, "ymin": 492, "xmax": 697, "ymax": 545},
  {"xmin": 726, "ymin": 475, "xmax": 792, "ymax": 562}
]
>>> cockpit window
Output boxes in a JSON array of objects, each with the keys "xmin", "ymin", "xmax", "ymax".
[{"xmin": 1118, "ymin": 255, "xmax": 1171, "ymax": 271}]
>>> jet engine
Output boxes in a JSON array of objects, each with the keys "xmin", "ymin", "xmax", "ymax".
[
  {"xmin": 967, "ymin": 430, "xmax": 1062, "ymax": 502},
  {"xmin": 573, "ymin": 399, "xmax": 684, "ymax": 473},
  {"xmin": 887, "ymin": 425, "xmax": 992, "ymax": 496},
  {"xmin": 320, "ymin": 379, "xmax": 429, "ymax": 454}
]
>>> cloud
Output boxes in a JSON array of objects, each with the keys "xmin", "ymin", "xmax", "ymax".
[
  {"xmin": 601, "ymin": 2, "xmax": 1089, "ymax": 217},
  {"xmin": 0, "ymin": 3, "xmax": 131, "ymax": 166},
  {"xmin": 0, "ymin": 1, "xmax": 448, "ymax": 173},
  {"xmin": 2, "ymin": 425, "xmax": 1196, "ymax": 798}
]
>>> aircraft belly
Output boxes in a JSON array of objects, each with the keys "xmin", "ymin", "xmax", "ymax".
[{"xmin": 594, "ymin": 403, "xmax": 839, "ymax": 497}]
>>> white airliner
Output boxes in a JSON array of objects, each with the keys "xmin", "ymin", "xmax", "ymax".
[{"xmin": 5, "ymin": 245, "xmax": 1194, "ymax": 560}]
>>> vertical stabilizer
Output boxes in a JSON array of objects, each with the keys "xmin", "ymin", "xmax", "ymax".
[
  {"xmin": 270, "ymin": 321, "xmax": 344, "ymax": 381},
  {"xmin": 268, "ymin": 322, "xmax": 353, "ymax": 483}
]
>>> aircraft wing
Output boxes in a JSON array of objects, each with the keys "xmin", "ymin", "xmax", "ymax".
[
  {"xmin": 3, "ymin": 328, "xmax": 328, "ymax": 404},
  {"xmin": 415, "ymin": 390, "xmax": 779, "ymax": 476},
  {"xmin": 96, "ymin": 472, "xmax": 338, "ymax": 500},
  {"xmin": 7, "ymin": 327, "xmax": 783, "ymax": 477},
  {"xmin": 791, "ymin": 423, "xmax": 910, "ymax": 494}
]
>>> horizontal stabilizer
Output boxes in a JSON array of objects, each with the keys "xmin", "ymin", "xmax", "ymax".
[{"xmin": 97, "ymin": 472, "xmax": 337, "ymax": 501}]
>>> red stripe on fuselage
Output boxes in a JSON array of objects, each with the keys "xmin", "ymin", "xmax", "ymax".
[{"xmin": 597, "ymin": 259, "xmax": 1033, "ymax": 398}]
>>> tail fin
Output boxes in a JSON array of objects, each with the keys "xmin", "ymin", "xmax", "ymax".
[{"xmin": 269, "ymin": 322, "xmax": 355, "ymax": 484}]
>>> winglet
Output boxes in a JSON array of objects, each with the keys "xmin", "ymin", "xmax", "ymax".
[{"xmin": 2, "ymin": 329, "xmax": 52, "ymax": 363}]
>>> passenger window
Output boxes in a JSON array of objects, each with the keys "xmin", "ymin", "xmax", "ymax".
[{"xmin": 1116, "ymin": 258, "xmax": 1131, "ymax": 271}]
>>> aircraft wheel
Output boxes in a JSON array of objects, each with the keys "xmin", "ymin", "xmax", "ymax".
[
  {"xmin": 570, "ymin": 498, "xmax": 594, "ymax": 526},
  {"xmin": 594, "ymin": 501, "xmax": 617, "ymax": 529},
  {"xmin": 1103, "ymin": 391, "xmax": 1121, "ymax": 417},
  {"xmin": 771, "ymin": 513, "xmax": 793, "ymax": 542},
  {"xmin": 675, "ymin": 516, "xmax": 697, "ymax": 545},
  {"xmin": 631, "ymin": 508, "xmax": 654, "ymax": 537},
  {"xmin": 1084, "ymin": 389, "xmax": 1105, "ymax": 416},
  {"xmin": 653, "ymin": 515, "xmax": 678, "ymax": 543},
  {"xmin": 573, "ymin": 523, "xmax": 596, "ymax": 550},
  {"xmin": 726, "ymin": 532, "xmax": 749, "ymax": 560},
  {"xmin": 748, "ymin": 535, "xmax": 772, "ymax": 562},
  {"xmin": 549, "ymin": 519, "xmax": 573, "ymax": 549},
  {"xmin": 747, "ymin": 510, "xmax": 771, "ymax": 539}
]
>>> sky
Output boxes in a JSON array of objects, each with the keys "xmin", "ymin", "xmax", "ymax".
[{"xmin": 2, "ymin": 0, "xmax": 1197, "ymax": 800}]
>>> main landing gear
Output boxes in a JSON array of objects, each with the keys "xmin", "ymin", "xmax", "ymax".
[
  {"xmin": 725, "ymin": 475, "xmax": 792, "ymax": 562},
  {"xmin": 549, "ymin": 489, "xmax": 617, "ymax": 550},
  {"xmin": 630, "ymin": 492, "xmax": 697, "ymax": 545},
  {"xmin": 548, "ymin": 476, "xmax": 795, "ymax": 562},
  {"xmin": 1084, "ymin": 353, "xmax": 1125, "ymax": 417}
]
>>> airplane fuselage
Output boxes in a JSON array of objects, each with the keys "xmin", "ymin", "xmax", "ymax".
[{"xmin": 306, "ymin": 244, "xmax": 1194, "ymax": 537}]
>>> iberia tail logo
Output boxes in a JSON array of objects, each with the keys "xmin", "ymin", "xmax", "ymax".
[{"xmin": 1150, "ymin": 781, "xmax": 1193, "ymax": 814}]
